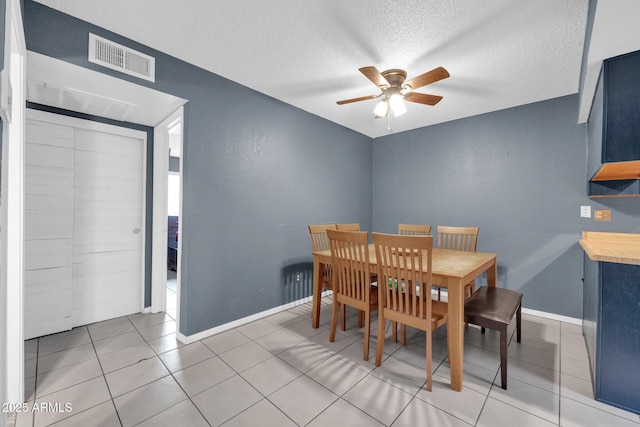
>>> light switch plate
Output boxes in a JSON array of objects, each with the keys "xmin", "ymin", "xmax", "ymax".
[
  {"xmin": 580, "ymin": 206, "xmax": 591, "ymax": 218},
  {"xmin": 594, "ymin": 209, "xmax": 612, "ymax": 221}
]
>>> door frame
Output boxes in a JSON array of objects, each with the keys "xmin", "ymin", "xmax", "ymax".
[
  {"xmin": 25, "ymin": 109, "xmax": 148, "ymax": 321},
  {"xmin": 1, "ymin": 0, "xmax": 27, "ymax": 407},
  {"xmin": 151, "ymin": 107, "xmax": 183, "ymax": 332}
]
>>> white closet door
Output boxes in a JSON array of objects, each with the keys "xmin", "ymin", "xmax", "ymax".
[
  {"xmin": 72, "ymin": 128, "xmax": 144, "ymax": 326},
  {"xmin": 24, "ymin": 120, "xmax": 74, "ymax": 339},
  {"xmin": 24, "ymin": 110, "xmax": 145, "ymax": 337}
]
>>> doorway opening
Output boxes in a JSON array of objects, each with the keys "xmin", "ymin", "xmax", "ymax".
[
  {"xmin": 151, "ymin": 107, "xmax": 183, "ymax": 329},
  {"xmin": 166, "ymin": 121, "xmax": 182, "ymax": 320}
]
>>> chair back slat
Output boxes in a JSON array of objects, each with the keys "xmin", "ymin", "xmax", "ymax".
[
  {"xmin": 437, "ymin": 226, "xmax": 479, "ymax": 252},
  {"xmin": 398, "ymin": 224, "xmax": 432, "ymax": 236}
]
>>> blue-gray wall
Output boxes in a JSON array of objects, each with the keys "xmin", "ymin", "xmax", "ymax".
[
  {"xmin": 23, "ymin": 0, "xmax": 372, "ymax": 335},
  {"xmin": 372, "ymin": 95, "xmax": 640, "ymax": 318}
]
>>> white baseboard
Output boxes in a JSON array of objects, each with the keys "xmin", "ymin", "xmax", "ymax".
[
  {"xmin": 521, "ymin": 307, "xmax": 582, "ymax": 325},
  {"xmin": 177, "ymin": 290, "xmax": 332, "ymax": 344},
  {"xmin": 176, "ymin": 289, "xmax": 582, "ymax": 343}
]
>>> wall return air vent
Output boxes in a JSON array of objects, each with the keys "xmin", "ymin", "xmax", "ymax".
[{"xmin": 88, "ymin": 33, "xmax": 155, "ymax": 82}]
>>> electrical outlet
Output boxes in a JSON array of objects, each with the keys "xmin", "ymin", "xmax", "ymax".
[
  {"xmin": 580, "ymin": 206, "xmax": 591, "ymax": 218},
  {"xmin": 594, "ymin": 209, "xmax": 611, "ymax": 221}
]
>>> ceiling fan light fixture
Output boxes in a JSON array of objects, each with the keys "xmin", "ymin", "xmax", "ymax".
[
  {"xmin": 374, "ymin": 99, "xmax": 389, "ymax": 118},
  {"xmin": 389, "ymin": 93, "xmax": 406, "ymax": 116}
]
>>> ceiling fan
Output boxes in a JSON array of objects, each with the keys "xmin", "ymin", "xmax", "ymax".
[{"xmin": 337, "ymin": 66, "xmax": 450, "ymax": 118}]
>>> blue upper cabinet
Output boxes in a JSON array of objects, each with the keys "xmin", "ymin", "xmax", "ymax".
[
  {"xmin": 603, "ymin": 50, "xmax": 640, "ymax": 163},
  {"xmin": 588, "ymin": 50, "xmax": 640, "ymax": 197}
]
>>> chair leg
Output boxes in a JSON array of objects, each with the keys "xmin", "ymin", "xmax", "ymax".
[
  {"xmin": 363, "ymin": 310, "xmax": 371, "ymax": 361},
  {"xmin": 375, "ymin": 314, "xmax": 385, "ymax": 366},
  {"xmin": 464, "ymin": 282, "xmax": 474, "ymax": 329},
  {"xmin": 426, "ymin": 330, "xmax": 432, "ymax": 392},
  {"xmin": 437, "ymin": 287, "xmax": 442, "ymax": 301},
  {"xmin": 341, "ymin": 303, "xmax": 346, "ymax": 331},
  {"xmin": 329, "ymin": 298, "xmax": 339, "ymax": 343},
  {"xmin": 358, "ymin": 310, "xmax": 364, "ymax": 329},
  {"xmin": 499, "ymin": 324, "xmax": 508, "ymax": 390},
  {"xmin": 391, "ymin": 321, "xmax": 397, "ymax": 343},
  {"xmin": 401, "ymin": 324, "xmax": 407, "ymax": 346}
]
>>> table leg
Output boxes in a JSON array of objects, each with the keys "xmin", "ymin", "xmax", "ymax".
[
  {"xmin": 447, "ymin": 277, "xmax": 464, "ymax": 391},
  {"xmin": 486, "ymin": 259, "xmax": 498, "ymax": 287},
  {"xmin": 311, "ymin": 257, "xmax": 323, "ymax": 329}
]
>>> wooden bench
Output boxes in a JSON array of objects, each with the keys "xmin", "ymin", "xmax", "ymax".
[{"xmin": 464, "ymin": 286, "xmax": 523, "ymax": 390}]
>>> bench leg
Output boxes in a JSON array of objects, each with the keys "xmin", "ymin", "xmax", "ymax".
[{"xmin": 499, "ymin": 324, "xmax": 508, "ymax": 389}]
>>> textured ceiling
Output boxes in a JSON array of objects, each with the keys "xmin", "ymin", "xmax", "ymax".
[{"xmin": 33, "ymin": 0, "xmax": 590, "ymax": 137}]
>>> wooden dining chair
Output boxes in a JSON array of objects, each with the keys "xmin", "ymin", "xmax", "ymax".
[
  {"xmin": 308, "ymin": 224, "xmax": 336, "ymax": 254},
  {"xmin": 372, "ymin": 232, "xmax": 448, "ymax": 391},
  {"xmin": 327, "ymin": 229, "xmax": 378, "ymax": 361},
  {"xmin": 382, "ymin": 224, "xmax": 432, "ymax": 340},
  {"xmin": 336, "ymin": 223, "xmax": 360, "ymax": 231},
  {"xmin": 436, "ymin": 225, "xmax": 480, "ymax": 300},
  {"xmin": 308, "ymin": 224, "xmax": 346, "ymax": 329},
  {"xmin": 398, "ymin": 224, "xmax": 432, "ymax": 236}
]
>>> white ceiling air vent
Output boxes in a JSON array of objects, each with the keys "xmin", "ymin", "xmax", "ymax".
[{"xmin": 88, "ymin": 33, "xmax": 155, "ymax": 82}]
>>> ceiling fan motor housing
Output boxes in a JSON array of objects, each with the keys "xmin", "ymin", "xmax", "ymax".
[{"xmin": 381, "ymin": 69, "xmax": 407, "ymax": 88}]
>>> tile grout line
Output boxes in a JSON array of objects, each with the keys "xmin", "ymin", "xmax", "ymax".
[
  {"xmin": 111, "ymin": 314, "xmax": 196, "ymax": 427},
  {"xmin": 88, "ymin": 317, "xmax": 135, "ymax": 427}
]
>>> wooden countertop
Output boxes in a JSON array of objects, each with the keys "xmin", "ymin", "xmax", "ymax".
[{"xmin": 579, "ymin": 231, "xmax": 640, "ymax": 265}]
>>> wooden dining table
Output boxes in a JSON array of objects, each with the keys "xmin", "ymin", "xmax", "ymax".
[{"xmin": 311, "ymin": 244, "xmax": 498, "ymax": 392}]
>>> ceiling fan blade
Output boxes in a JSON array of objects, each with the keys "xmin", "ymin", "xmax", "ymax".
[
  {"xmin": 403, "ymin": 66, "xmax": 449, "ymax": 90},
  {"xmin": 336, "ymin": 94, "xmax": 380, "ymax": 105},
  {"xmin": 404, "ymin": 92, "xmax": 443, "ymax": 106},
  {"xmin": 359, "ymin": 66, "xmax": 390, "ymax": 88}
]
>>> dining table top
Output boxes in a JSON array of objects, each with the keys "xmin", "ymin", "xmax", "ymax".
[{"xmin": 313, "ymin": 244, "xmax": 497, "ymax": 282}]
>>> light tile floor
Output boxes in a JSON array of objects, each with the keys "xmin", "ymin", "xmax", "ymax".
[
  {"xmin": 14, "ymin": 296, "xmax": 640, "ymax": 427},
  {"xmin": 166, "ymin": 271, "xmax": 177, "ymax": 321}
]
